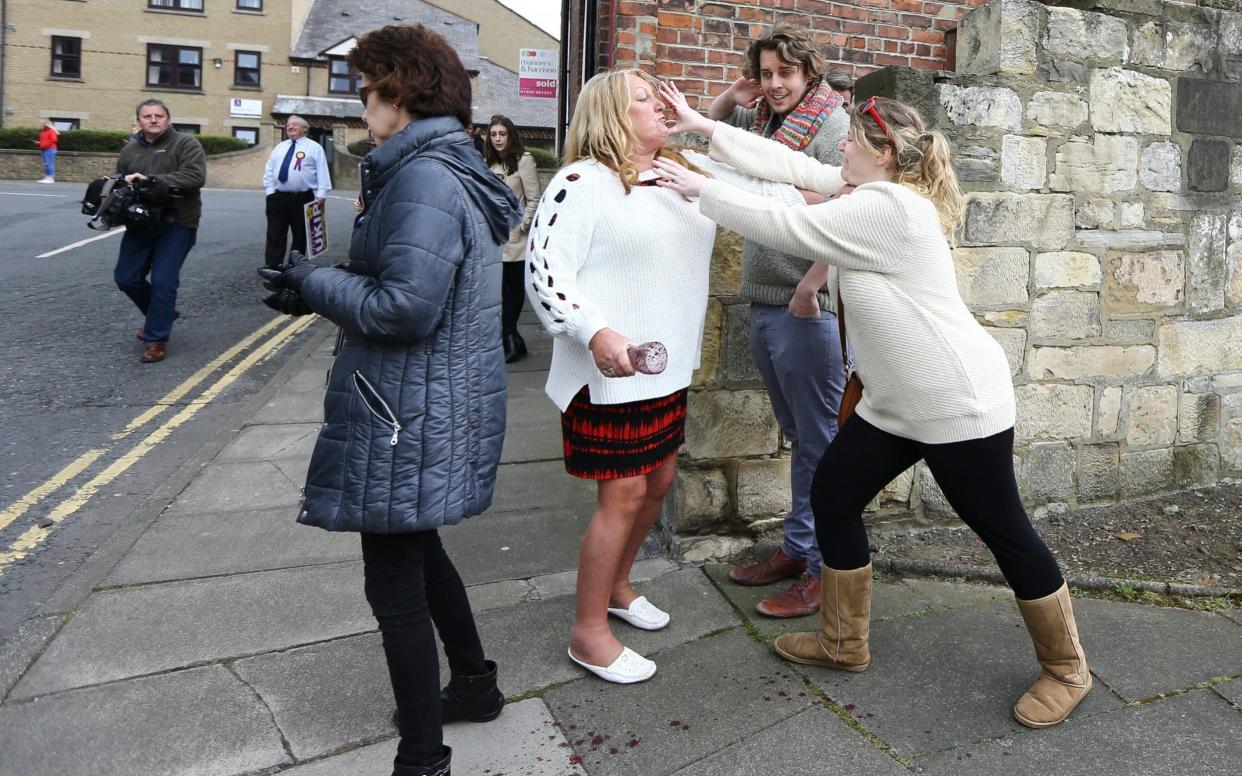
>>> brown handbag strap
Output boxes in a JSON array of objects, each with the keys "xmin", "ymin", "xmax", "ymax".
[{"xmin": 836, "ymin": 292, "xmax": 848, "ymax": 362}]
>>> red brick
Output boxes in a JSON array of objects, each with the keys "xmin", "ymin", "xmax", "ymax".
[
  {"xmin": 684, "ymin": 64, "xmax": 726, "ymax": 79},
  {"xmin": 912, "ymin": 27, "xmax": 943, "ymax": 44},
  {"xmin": 848, "ymin": 36, "xmax": 867, "ymax": 49},
  {"xmin": 656, "ymin": 27, "xmax": 681, "ymax": 44},
  {"xmin": 909, "ymin": 57, "xmax": 943, "ymax": 72},
  {"xmin": 655, "ymin": 60, "xmax": 684, "ymax": 76},
  {"xmin": 659, "ymin": 11, "xmax": 695, "ymax": 29},
  {"xmin": 891, "ymin": 0, "xmax": 923, "ymax": 11},
  {"xmin": 878, "ymin": 24, "xmax": 910, "ymax": 39},
  {"xmin": 832, "ymin": 3, "xmax": 869, "ymax": 21},
  {"xmin": 618, "ymin": 2, "xmax": 658, "ymax": 16},
  {"xmin": 901, "ymin": 13, "xmax": 934, "ymax": 27},
  {"xmin": 707, "ymin": 49, "xmax": 745, "ymax": 65},
  {"xmin": 738, "ymin": 6, "xmax": 775, "ymax": 22},
  {"xmin": 616, "ymin": 30, "xmax": 637, "ymax": 45},
  {"xmin": 843, "ymin": 21, "xmax": 875, "ymax": 35},
  {"xmin": 664, "ymin": 45, "xmax": 707, "ymax": 62},
  {"xmin": 699, "ymin": 3, "xmax": 737, "ymax": 18},
  {"xmin": 874, "ymin": 53, "xmax": 909, "ymax": 66}
]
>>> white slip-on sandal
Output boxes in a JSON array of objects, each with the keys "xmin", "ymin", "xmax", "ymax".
[
  {"xmin": 567, "ymin": 647, "xmax": 657, "ymax": 684},
  {"xmin": 607, "ymin": 595, "xmax": 670, "ymax": 631}
]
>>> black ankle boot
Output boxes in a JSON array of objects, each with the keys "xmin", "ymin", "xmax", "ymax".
[
  {"xmin": 391, "ymin": 660, "xmax": 503, "ymax": 727},
  {"xmin": 504, "ymin": 333, "xmax": 526, "ymax": 364},
  {"xmin": 392, "ymin": 745, "xmax": 450, "ymax": 776}
]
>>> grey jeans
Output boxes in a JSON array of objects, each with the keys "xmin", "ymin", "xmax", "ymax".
[{"xmin": 748, "ymin": 303, "xmax": 846, "ymax": 577}]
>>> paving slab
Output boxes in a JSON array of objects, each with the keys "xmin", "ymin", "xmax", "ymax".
[
  {"xmin": 0, "ymin": 616, "xmax": 58, "ymax": 700},
  {"xmin": 545, "ymin": 629, "xmax": 814, "ymax": 776},
  {"xmin": 104, "ymin": 506, "xmax": 359, "ymax": 586},
  {"xmin": 440, "ymin": 507, "xmax": 591, "ymax": 586},
  {"xmin": 530, "ymin": 558, "xmax": 680, "ymax": 600},
  {"xmin": 249, "ymin": 388, "xmax": 328, "ymax": 424},
  {"xmin": 166, "ymin": 459, "xmax": 303, "ymax": 515},
  {"xmin": 491, "ymin": 459, "xmax": 596, "ymax": 515},
  {"xmin": 0, "ymin": 665, "xmax": 289, "ymax": 776},
  {"xmin": 704, "ymin": 564, "xmax": 1010, "ymax": 638},
  {"xmin": 478, "ymin": 567, "xmax": 739, "ymax": 698},
  {"xmin": 12, "ymin": 561, "xmax": 373, "ymax": 699},
  {"xmin": 216, "ymin": 422, "xmax": 321, "ymax": 462},
  {"xmin": 911, "ymin": 689, "xmax": 1242, "ymax": 776},
  {"xmin": 501, "ymin": 418, "xmax": 565, "ymax": 463},
  {"xmin": 1072, "ymin": 597, "xmax": 1242, "ymax": 701},
  {"xmin": 803, "ymin": 601, "xmax": 1124, "ymax": 758},
  {"xmin": 468, "ymin": 578, "xmax": 536, "ymax": 613},
  {"xmin": 273, "ymin": 698, "xmax": 581, "ymax": 776},
  {"xmin": 669, "ymin": 704, "xmax": 909, "ymax": 776},
  {"xmin": 1214, "ymin": 677, "xmax": 1242, "ymax": 706}
]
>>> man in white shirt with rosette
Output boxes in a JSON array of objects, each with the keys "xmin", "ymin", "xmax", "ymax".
[{"xmin": 263, "ymin": 115, "xmax": 332, "ymax": 268}]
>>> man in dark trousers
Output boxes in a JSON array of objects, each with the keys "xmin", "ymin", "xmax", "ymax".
[
  {"xmin": 114, "ymin": 99, "xmax": 206, "ymax": 363},
  {"xmin": 262, "ymin": 115, "xmax": 332, "ymax": 268}
]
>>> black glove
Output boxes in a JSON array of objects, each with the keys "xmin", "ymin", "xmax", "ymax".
[
  {"xmin": 262, "ymin": 288, "xmax": 313, "ymax": 316},
  {"xmin": 257, "ymin": 259, "xmax": 318, "ymax": 293}
]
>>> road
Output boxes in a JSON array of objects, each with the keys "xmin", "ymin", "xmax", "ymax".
[{"xmin": 0, "ymin": 181, "xmax": 357, "ymax": 642}]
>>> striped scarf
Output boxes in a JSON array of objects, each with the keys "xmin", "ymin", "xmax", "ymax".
[{"xmin": 750, "ymin": 78, "xmax": 844, "ymax": 151}]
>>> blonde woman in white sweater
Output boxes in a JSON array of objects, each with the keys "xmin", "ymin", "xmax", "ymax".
[
  {"xmin": 527, "ymin": 70, "xmax": 803, "ymax": 685},
  {"xmin": 655, "ymin": 85, "xmax": 1091, "ymax": 729}
]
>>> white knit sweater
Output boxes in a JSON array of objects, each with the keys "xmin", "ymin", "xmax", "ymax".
[
  {"xmin": 527, "ymin": 153, "xmax": 802, "ymax": 411},
  {"xmin": 700, "ymin": 122, "xmax": 1015, "ymax": 444}
]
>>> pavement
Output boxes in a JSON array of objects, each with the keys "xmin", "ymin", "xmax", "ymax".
[{"xmin": 0, "ymin": 314, "xmax": 1239, "ymax": 776}]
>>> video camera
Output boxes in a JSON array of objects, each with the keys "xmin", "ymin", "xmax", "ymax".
[{"xmin": 82, "ymin": 174, "xmax": 181, "ymax": 231}]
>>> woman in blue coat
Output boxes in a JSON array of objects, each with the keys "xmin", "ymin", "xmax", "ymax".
[{"xmin": 260, "ymin": 24, "xmax": 520, "ymax": 776}]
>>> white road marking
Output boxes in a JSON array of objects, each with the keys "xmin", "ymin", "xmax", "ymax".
[
  {"xmin": 0, "ymin": 192, "xmax": 70, "ymax": 198},
  {"xmin": 35, "ymin": 227, "xmax": 126, "ymax": 258}
]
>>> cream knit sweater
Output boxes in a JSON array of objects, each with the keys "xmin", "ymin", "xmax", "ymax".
[
  {"xmin": 527, "ymin": 152, "xmax": 803, "ymax": 411},
  {"xmin": 699, "ymin": 122, "xmax": 1015, "ymax": 444}
]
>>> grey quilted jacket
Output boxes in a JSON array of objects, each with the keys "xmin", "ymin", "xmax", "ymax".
[{"xmin": 297, "ymin": 116, "xmax": 521, "ymax": 533}]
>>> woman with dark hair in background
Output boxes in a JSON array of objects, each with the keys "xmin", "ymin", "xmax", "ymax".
[
  {"xmin": 485, "ymin": 114, "xmax": 541, "ymax": 362},
  {"xmin": 258, "ymin": 23, "xmax": 520, "ymax": 776}
]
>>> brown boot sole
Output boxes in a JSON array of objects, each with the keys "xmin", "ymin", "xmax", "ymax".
[
  {"xmin": 773, "ymin": 640, "xmax": 870, "ymax": 672},
  {"xmin": 755, "ymin": 601, "xmax": 820, "ymax": 618},
  {"xmin": 1012, "ymin": 679, "xmax": 1092, "ymax": 729}
]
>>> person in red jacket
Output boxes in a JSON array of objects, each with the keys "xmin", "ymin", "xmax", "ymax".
[{"xmin": 38, "ymin": 120, "xmax": 59, "ymax": 183}]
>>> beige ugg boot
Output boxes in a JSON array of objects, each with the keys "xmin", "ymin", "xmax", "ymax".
[
  {"xmin": 773, "ymin": 563, "xmax": 871, "ymax": 672},
  {"xmin": 1013, "ymin": 582, "xmax": 1092, "ymax": 728}
]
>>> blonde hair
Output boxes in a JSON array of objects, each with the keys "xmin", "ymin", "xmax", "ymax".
[
  {"xmin": 563, "ymin": 69, "xmax": 703, "ymax": 194},
  {"xmin": 851, "ymin": 97, "xmax": 964, "ymax": 240}
]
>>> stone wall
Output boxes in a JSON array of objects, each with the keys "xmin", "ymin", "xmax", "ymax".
[
  {"xmin": 0, "ymin": 143, "xmax": 272, "ymax": 188},
  {"xmin": 673, "ymin": 0, "xmax": 1242, "ymax": 557}
]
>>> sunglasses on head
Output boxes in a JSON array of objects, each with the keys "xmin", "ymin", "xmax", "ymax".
[{"xmin": 857, "ymin": 96, "xmax": 893, "ymax": 144}]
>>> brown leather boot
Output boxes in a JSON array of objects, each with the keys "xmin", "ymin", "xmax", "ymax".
[
  {"xmin": 140, "ymin": 343, "xmax": 166, "ymax": 363},
  {"xmin": 773, "ymin": 563, "xmax": 871, "ymax": 672},
  {"xmin": 1013, "ymin": 582, "xmax": 1091, "ymax": 728},
  {"xmin": 728, "ymin": 547, "xmax": 806, "ymax": 586},
  {"xmin": 755, "ymin": 573, "xmax": 820, "ymax": 618}
]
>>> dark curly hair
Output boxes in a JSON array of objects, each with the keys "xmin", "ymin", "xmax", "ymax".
[{"xmin": 347, "ymin": 24, "xmax": 472, "ymax": 128}]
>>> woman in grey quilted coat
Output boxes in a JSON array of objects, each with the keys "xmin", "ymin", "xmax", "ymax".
[{"xmin": 259, "ymin": 25, "xmax": 520, "ymax": 776}]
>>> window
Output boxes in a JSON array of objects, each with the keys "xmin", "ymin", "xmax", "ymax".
[
  {"xmin": 232, "ymin": 127, "xmax": 259, "ymax": 145},
  {"xmin": 148, "ymin": 0, "xmax": 205, "ymax": 11},
  {"xmin": 174, "ymin": 124, "xmax": 201, "ymax": 135},
  {"xmin": 50, "ymin": 118, "xmax": 80, "ymax": 131},
  {"xmin": 328, "ymin": 56, "xmax": 361, "ymax": 94},
  {"xmin": 236, "ymin": 0, "xmax": 263, "ymax": 10},
  {"xmin": 234, "ymin": 51, "xmax": 261, "ymax": 87},
  {"xmin": 51, "ymin": 36, "xmax": 81, "ymax": 78},
  {"xmin": 147, "ymin": 45, "xmax": 202, "ymax": 90}
]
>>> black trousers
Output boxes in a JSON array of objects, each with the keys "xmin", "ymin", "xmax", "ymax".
[
  {"xmin": 501, "ymin": 260, "xmax": 526, "ymax": 338},
  {"xmin": 360, "ymin": 530, "xmax": 487, "ymax": 767},
  {"xmin": 811, "ymin": 415, "xmax": 1063, "ymax": 600},
  {"xmin": 264, "ymin": 189, "xmax": 315, "ymax": 267}
]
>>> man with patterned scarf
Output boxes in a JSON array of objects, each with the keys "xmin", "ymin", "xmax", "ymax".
[{"xmin": 709, "ymin": 23, "xmax": 851, "ymax": 618}]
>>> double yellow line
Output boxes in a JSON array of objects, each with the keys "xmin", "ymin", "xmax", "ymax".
[{"xmin": 0, "ymin": 314, "xmax": 318, "ymax": 576}]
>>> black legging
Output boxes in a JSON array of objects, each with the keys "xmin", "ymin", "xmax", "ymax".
[
  {"xmin": 501, "ymin": 260, "xmax": 526, "ymax": 338},
  {"xmin": 811, "ymin": 415, "xmax": 1063, "ymax": 600},
  {"xmin": 361, "ymin": 530, "xmax": 488, "ymax": 767}
]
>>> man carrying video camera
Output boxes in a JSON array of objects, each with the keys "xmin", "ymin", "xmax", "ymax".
[{"xmin": 113, "ymin": 98, "xmax": 206, "ymax": 363}]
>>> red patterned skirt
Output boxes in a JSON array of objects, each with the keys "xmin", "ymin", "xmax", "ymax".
[{"xmin": 561, "ymin": 386, "xmax": 688, "ymax": 480}]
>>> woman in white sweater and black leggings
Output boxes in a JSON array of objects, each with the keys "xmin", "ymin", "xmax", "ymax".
[{"xmin": 655, "ymin": 84, "xmax": 1091, "ymax": 729}]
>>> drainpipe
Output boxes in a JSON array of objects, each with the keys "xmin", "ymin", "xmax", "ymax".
[
  {"xmin": 1, "ymin": 0, "xmax": 8, "ymax": 129},
  {"xmin": 557, "ymin": 0, "xmax": 571, "ymax": 155}
]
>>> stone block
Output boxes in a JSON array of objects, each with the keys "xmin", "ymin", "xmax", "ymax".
[
  {"xmin": 1176, "ymin": 78, "xmax": 1242, "ymax": 138},
  {"xmin": 1174, "ymin": 444, "xmax": 1220, "ymax": 487},
  {"xmin": 684, "ymin": 390, "xmax": 779, "ymax": 459},
  {"xmin": 917, "ymin": 463, "xmax": 954, "ymax": 519},
  {"xmin": 1024, "ymin": 442, "xmax": 1074, "ymax": 503},
  {"xmin": 1027, "ymin": 91, "xmax": 1088, "ymax": 130},
  {"xmin": 735, "ymin": 457, "xmax": 791, "ymax": 517},
  {"xmin": 1074, "ymin": 230, "xmax": 1184, "ymax": 251},
  {"xmin": 1187, "ymin": 213, "xmax": 1227, "ymax": 315},
  {"xmin": 1001, "ymin": 135, "xmax": 1047, "ymax": 190},
  {"xmin": 692, "ymin": 297, "xmax": 723, "ymax": 387},
  {"xmin": 1047, "ymin": 58, "xmax": 1089, "ymax": 84},
  {"xmin": 710, "ymin": 228, "xmax": 743, "ymax": 296},
  {"xmin": 1104, "ymin": 318, "xmax": 1155, "ymax": 344},
  {"xmin": 1098, "ymin": 386, "xmax": 1123, "ymax": 436},
  {"xmin": 1045, "ymin": 7, "xmax": 1129, "ymax": 63},
  {"xmin": 1221, "ymin": 9, "xmax": 1242, "ymax": 56},
  {"xmin": 987, "ymin": 327, "xmax": 1027, "ymax": 376},
  {"xmin": 1222, "ymin": 393, "xmax": 1242, "ymax": 470},
  {"xmin": 1015, "ymin": 383, "xmax": 1094, "ymax": 442},
  {"xmin": 1157, "ymin": 315, "xmax": 1242, "ymax": 375},
  {"xmin": 1126, "ymin": 384, "xmax": 1178, "ymax": 447},
  {"xmin": 952, "ymin": 247, "xmax": 1030, "ymax": 306},
  {"xmin": 854, "ymin": 67, "xmax": 937, "ymax": 121},
  {"xmin": 954, "ymin": 0, "xmax": 1043, "ymax": 76},
  {"xmin": 1089, "ymin": 68, "xmax": 1171, "ymax": 135},
  {"xmin": 964, "ymin": 193, "xmax": 1074, "ymax": 249},
  {"xmin": 1103, "ymin": 250, "xmax": 1185, "ymax": 313},
  {"xmin": 938, "ymin": 84, "xmax": 1022, "ymax": 131},
  {"xmin": 1048, "ymin": 134, "xmax": 1138, "ymax": 193},
  {"xmin": 1028, "ymin": 345, "xmax": 1155, "ymax": 380},
  {"xmin": 1139, "ymin": 141, "xmax": 1182, "ymax": 192},
  {"xmin": 1131, "ymin": 21, "xmax": 1215, "ymax": 71},
  {"xmin": 1029, "ymin": 291, "xmax": 1100, "ymax": 340},
  {"xmin": 982, "ymin": 310, "xmax": 1028, "ymax": 327},
  {"xmin": 1120, "ymin": 448, "xmax": 1175, "ymax": 497},
  {"xmin": 1118, "ymin": 202, "xmax": 1144, "ymax": 229},
  {"xmin": 722, "ymin": 302, "xmax": 759, "ymax": 384},
  {"xmin": 955, "ymin": 145, "xmax": 1000, "ymax": 183},
  {"xmin": 673, "ymin": 466, "xmax": 730, "ymax": 532},
  {"xmin": 1034, "ymin": 251, "xmax": 1101, "ymax": 288},
  {"xmin": 1078, "ymin": 443, "xmax": 1119, "ymax": 501},
  {"xmin": 1188, "ymin": 139, "xmax": 1232, "ymax": 193},
  {"xmin": 1232, "ymin": 144, "xmax": 1242, "ymax": 188},
  {"xmin": 1075, "ymin": 197, "xmax": 1115, "ymax": 229},
  {"xmin": 1228, "ymin": 243, "xmax": 1242, "ymax": 308}
]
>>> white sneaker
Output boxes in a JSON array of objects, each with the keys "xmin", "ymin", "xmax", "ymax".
[
  {"xmin": 568, "ymin": 646, "xmax": 656, "ymax": 684},
  {"xmin": 37, "ymin": 177, "xmax": 54, "ymax": 184},
  {"xmin": 607, "ymin": 595, "xmax": 670, "ymax": 630}
]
